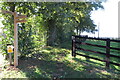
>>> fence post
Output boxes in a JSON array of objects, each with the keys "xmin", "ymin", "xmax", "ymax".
[
  {"xmin": 106, "ymin": 38, "xmax": 110, "ymax": 68},
  {"xmin": 72, "ymin": 36, "xmax": 76, "ymax": 57}
]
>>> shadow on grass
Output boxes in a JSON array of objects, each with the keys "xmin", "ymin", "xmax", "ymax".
[
  {"xmin": 73, "ymin": 57, "xmax": 104, "ymax": 68},
  {"xmin": 75, "ymin": 51, "xmax": 120, "ymax": 71},
  {"xmin": 76, "ymin": 39, "xmax": 120, "ymax": 71},
  {"xmin": 16, "ymin": 49, "xmax": 120, "ymax": 79},
  {"xmin": 73, "ymin": 57, "xmax": 120, "ymax": 77},
  {"xmin": 18, "ymin": 58, "xmax": 101, "ymax": 79},
  {"xmin": 18, "ymin": 58, "xmax": 80, "ymax": 78}
]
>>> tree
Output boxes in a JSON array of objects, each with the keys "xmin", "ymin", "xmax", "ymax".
[
  {"xmin": 37, "ymin": 2, "xmax": 104, "ymax": 46},
  {"xmin": 0, "ymin": 2, "xmax": 104, "ymax": 57}
]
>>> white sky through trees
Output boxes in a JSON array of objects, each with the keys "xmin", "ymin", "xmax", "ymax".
[
  {"xmin": 82, "ymin": 0, "xmax": 119, "ymax": 38},
  {"xmin": 0, "ymin": 1, "xmax": 119, "ymax": 38}
]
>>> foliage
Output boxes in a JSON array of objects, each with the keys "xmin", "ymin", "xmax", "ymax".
[
  {"xmin": 39, "ymin": 2, "xmax": 104, "ymax": 46},
  {"xmin": 18, "ymin": 15, "xmax": 47, "ymax": 57},
  {"xmin": 0, "ymin": 2, "xmax": 104, "ymax": 57}
]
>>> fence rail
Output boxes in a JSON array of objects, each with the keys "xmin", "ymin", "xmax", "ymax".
[{"xmin": 72, "ymin": 35, "xmax": 120, "ymax": 68}]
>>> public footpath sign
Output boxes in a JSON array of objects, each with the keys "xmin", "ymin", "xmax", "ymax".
[
  {"xmin": 7, "ymin": 44, "xmax": 14, "ymax": 65},
  {"xmin": 7, "ymin": 45, "xmax": 14, "ymax": 53}
]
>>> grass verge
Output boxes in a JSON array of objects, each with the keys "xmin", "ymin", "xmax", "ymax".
[{"xmin": 0, "ymin": 46, "xmax": 120, "ymax": 79}]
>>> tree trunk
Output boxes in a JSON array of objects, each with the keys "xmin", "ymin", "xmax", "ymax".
[{"xmin": 47, "ymin": 19, "xmax": 57, "ymax": 46}]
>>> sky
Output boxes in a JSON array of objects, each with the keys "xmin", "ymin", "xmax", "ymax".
[
  {"xmin": 82, "ymin": 0, "xmax": 120, "ymax": 38},
  {"xmin": 0, "ymin": 0, "xmax": 119, "ymax": 38}
]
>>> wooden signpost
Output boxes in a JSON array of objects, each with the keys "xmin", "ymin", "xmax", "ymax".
[
  {"xmin": 14, "ymin": 12, "xmax": 27, "ymax": 67},
  {"xmin": 0, "ymin": 10, "xmax": 27, "ymax": 67}
]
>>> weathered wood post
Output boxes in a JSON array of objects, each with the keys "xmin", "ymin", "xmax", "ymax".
[
  {"xmin": 14, "ymin": 12, "xmax": 18, "ymax": 67},
  {"xmin": 9, "ymin": 53, "xmax": 12, "ymax": 65},
  {"xmin": 14, "ymin": 12, "xmax": 27, "ymax": 67},
  {"xmin": 72, "ymin": 36, "xmax": 76, "ymax": 57},
  {"xmin": 7, "ymin": 44, "xmax": 14, "ymax": 66},
  {"xmin": 0, "ymin": 10, "xmax": 27, "ymax": 67},
  {"xmin": 106, "ymin": 38, "xmax": 110, "ymax": 68}
]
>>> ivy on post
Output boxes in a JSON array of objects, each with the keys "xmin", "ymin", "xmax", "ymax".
[
  {"xmin": 106, "ymin": 38, "xmax": 110, "ymax": 68},
  {"xmin": 72, "ymin": 36, "xmax": 76, "ymax": 57}
]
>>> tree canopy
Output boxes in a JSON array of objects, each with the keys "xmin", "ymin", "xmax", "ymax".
[{"xmin": 0, "ymin": 2, "xmax": 104, "ymax": 57}]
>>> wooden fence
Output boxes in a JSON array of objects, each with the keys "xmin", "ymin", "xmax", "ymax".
[{"xmin": 72, "ymin": 35, "xmax": 120, "ymax": 68}]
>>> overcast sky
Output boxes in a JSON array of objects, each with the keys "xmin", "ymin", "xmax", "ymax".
[
  {"xmin": 82, "ymin": 0, "xmax": 119, "ymax": 38},
  {"xmin": 0, "ymin": 0, "xmax": 119, "ymax": 38}
]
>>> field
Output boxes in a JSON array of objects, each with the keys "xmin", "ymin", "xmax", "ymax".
[
  {"xmin": 0, "ymin": 40, "xmax": 120, "ymax": 79},
  {"xmin": 76, "ymin": 39, "xmax": 120, "ymax": 69}
]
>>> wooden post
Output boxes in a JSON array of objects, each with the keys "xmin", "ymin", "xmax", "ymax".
[
  {"xmin": 106, "ymin": 38, "xmax": 110, "ymax": 68},
  {"xmin": 13, "ymin": 13, "xmax": 27, "ymax": 67},
  {"xmin": 7, "ymin": 44, "xmax": 14, "ymax": 66},
  {"xmin": 14, "ymin": 12, "xmax": 18, "ymax": 67},
  {"xmin": 72, "ymin": 36, "xmax": 76, "ymax": 57},
  {"xmin": 1, "ymin": 10, "xmax": 27, "ymax": 67},
  {"xmin": 9, "ymin": 53, "xmax": 12, "ymax": 65},
  {"xmin": 72, "ymin": 36, "xmax": 74, "ymax": 56}
]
